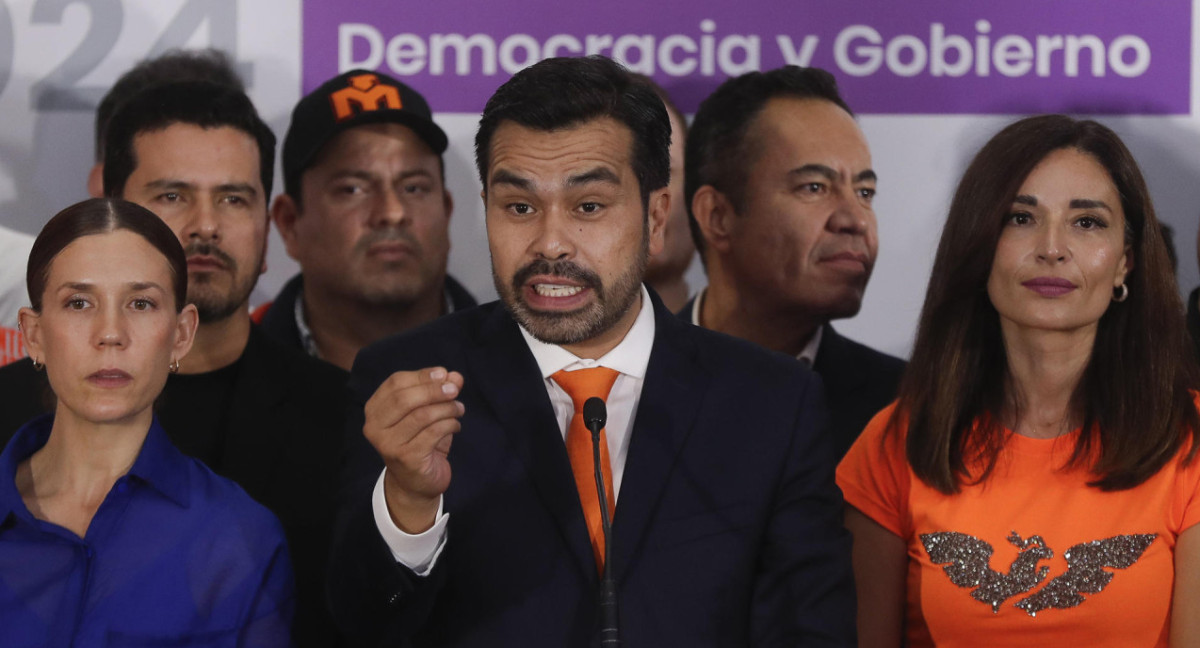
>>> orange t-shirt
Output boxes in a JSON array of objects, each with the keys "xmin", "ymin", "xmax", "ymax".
[{"xmin": 837, "ymin": 402, "xmax": 1200, "ymax": 647}]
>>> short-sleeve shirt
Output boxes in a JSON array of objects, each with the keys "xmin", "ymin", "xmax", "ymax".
[
  {"xmin": 837, "ymin": 402, "xmax": 1200, "ymax": 647},
  {"xmin": 0, "ymin": 415, "xmax": 295, "ymax": 647}
]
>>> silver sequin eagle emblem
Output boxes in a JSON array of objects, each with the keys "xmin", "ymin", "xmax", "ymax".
[{"xmin": 920, "ymin": 531, "xmax": 1156, "ymax": 616}]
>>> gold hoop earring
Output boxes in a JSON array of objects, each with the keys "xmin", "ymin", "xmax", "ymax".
[
  {"xmin": 1113, "ymin": 283, "xmax": 1129, "ymax": 303},
  {"xmin": 169, "ymin": 359, "xmax": 180, "ymax": 374}
]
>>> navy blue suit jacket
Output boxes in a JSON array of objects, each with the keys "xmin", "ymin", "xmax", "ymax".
[
  {"xmin": 330, "ymin": 292, "xmax": 855, "ymax": 647},
  {"xmin": 678, "ymin": 298, "xmax": 905, "ymax": 459}
]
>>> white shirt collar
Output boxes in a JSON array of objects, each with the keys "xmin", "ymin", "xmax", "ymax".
[
  {"xmin": 690, "ymin": 287, "xmax": 823, "ymax": 366},
  {"xmin": 519, "ymin": 284, "xmax": 656, "ymax": 379}
]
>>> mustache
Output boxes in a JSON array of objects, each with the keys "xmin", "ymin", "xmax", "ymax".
[
  {"xmin": 183, "ymin": 242, "xmax": 237, "ymax": 270},
  {"xmin": 354, "ymin": 228, "xmax": 422, "ymax": 255},
  {"xmin": 512, "ymin": 259, "xmax": 602, "ymax": 295}
]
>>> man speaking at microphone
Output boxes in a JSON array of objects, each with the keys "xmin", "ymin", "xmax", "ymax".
[{"xmin": 329, "ymin": 55, "xmax": 855, "ymax": 647}]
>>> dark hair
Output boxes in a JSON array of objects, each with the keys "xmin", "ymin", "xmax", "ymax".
[
  {"xmin": 897, "ymin": 114, "xmax": 1199, "ymax": 493},
  {"xmin": 630, "ymin": 73, "xmax": 687, "ymax": 137},
  {"xmin": 95, "ymin": 48, "xmax": 244, "ymax": 161},
  {"xmin": 27, "ymin": 198, "xmax": 187, "ymax": 313},
  {"xmin": 475, "ymin": 56, "xmax": 670, "ymax": 205},
  {"xmin": 684, "ymin": 66, "xmax": 852, "ymax": 261},
  {"xmin": 102, "ymin": 81, "xmax": 275, "ymax": 197}
]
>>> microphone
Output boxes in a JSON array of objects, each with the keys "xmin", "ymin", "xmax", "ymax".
[{"xmin": 583, "ymin": 397, "xmax": 620, "ymax": 647}]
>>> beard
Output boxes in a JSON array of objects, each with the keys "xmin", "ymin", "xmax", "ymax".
[
  {"xmin": 184, "ymin": 242, "xmax": 257, "ymax": 324},
  {"xmin": 495, "ymin": 237, "xmax": 647, "ymax": 346}
]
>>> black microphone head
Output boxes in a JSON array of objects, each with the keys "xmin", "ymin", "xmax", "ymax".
[{"xmin": 583, "ymin": 397, "xmax": 607, "ymax": 429}]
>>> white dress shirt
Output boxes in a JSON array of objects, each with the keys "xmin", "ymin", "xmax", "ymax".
[
  {"xmin": 689, "ymin": 287, "xmax": 822, "ymax": 366},
  {"xmin": 372, "ymin": 286, "xmax": 657, "ymax": 574}
]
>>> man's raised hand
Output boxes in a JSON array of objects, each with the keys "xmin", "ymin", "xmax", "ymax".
[{"xmin": 364, "ymin": 367, "xmax": 465, "ymax": 533}]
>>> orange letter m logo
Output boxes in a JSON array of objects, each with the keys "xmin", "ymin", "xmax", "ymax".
[{"xmin": 329, "ymin": 73, "xmax": 402, "ymax": 121}]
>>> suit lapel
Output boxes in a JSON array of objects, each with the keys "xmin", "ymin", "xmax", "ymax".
[
  {"xmin": 612, "ymin": 298, "xmax": 709, "ymax": 583},
  {"xmin": 463, "ymin": 306, "xmax": 597, "ymax": 582}
]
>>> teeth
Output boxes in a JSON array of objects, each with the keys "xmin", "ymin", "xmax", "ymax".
[{"xmin": 534, "ymin": 284, "xmax": 582, "ymax": 297}]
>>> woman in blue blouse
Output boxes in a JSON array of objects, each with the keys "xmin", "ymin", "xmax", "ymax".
[{"xmin": 0, "ymin": 198, "xmax": 293, "ymax": 646}]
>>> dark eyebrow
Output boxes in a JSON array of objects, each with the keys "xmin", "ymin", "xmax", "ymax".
[
  {"xmin": 330, "ymin": 169, "xmax": 434, "ymax": 184},
  {"xmin": 1012, "ymin": 195, "xmax": 1111, "ymax": 212},
  {"xmin": 128, "ymin": 282, "xmax": 166, "ymax": 292},
  {"xmin": 789, "ymin": 164, "xmax": 838, "ymax": 182},
  {"xmin": 566, "ymin": 167, "xmax": 621, "ymax": 188},
  {"xmin": 1069, "ymin": 198, "xmax": 1112, "ymax": 211},
  {"xmin": 396, "ymin": 169, "xmax": 435, "ymax": 182},
  {"xmin": 144, "ymin": 179, "xmax": 258, "ymax": 198},
  {"xmin": 787, "ymin": 164, "xmax": 876, "ymax": 184},
  {"xmin": 60, "ymin": 281, "xmax": 166, "ymax": 292},
  {"xmin": 144, "ymin": 179, "xmax": 194, "ymax": 192},
  {"xmin": 330, "ymin": 170, "xmax": 375, "ymax": 183},
  {"xmin": 489, "ymin": 169, "xmax": 532, "ymax": 191},
  {"xmin": 215, "ymin": 183, "xmax": 258, "ymax": 198}
]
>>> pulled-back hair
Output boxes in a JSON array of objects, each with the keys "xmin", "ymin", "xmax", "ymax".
[
  {"xmin": 474, "ymin": 55, "xmax": 670, "ymax": 206},
  {"xmin": 102, "ymin": 81, "xmax": 275, "ymax": 197},
  {"xmin": 27, "ymin": 198, "xmax": 187, "ymax": 313},
  {"xmin": 897, "ymin": 114, "xmax": 1199, "ymax": 493}
]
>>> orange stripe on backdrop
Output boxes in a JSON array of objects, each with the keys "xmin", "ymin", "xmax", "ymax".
[{"xmin": 0, "ymin": 327, "xmax": 26, "ymax": 367}]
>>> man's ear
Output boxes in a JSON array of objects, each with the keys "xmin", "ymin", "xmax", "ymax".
[
  {"xmin": 17, "ymin": 307, "xmax": 42, "ymax": 364},
  {"xmin": 271, "ymin": 194, "xmax": 302, "ymax": 261},
  {"xmin": 647, "ymin": 187, "xmax": 669, "ymax": 257},
  {"xmin": 690, "ymin": 185, "xmax": 736, "ymax": 255},
  {"xmin": 259, "ymin": 215, "xmax": 270, "ymax": 276},
  {"xmin": 172, "ymin": 304, "xmax": 199, "ymax": 367}
]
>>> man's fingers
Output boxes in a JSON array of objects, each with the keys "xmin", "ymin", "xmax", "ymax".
[
  {"xmin": 398, "ymin": 401, "xmax": 465, "ymax": 447},
  {"xmin": 367, "ymin": 395, "xmax": 464, "ymax": 461},
  {"xmin": 381, "ymin": 417, "xmax": 462, "ymax": 495},
  {"xmin": 365, "ymin": 368, "xmax": 462, "ymax": 430}
]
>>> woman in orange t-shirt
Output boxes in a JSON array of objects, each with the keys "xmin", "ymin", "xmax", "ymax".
[{"xmin": 837, "ymin": 115, "xmax": 1200, "ymax": 647}]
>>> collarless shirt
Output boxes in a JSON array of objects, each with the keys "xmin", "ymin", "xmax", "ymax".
[
  {"xmin": 374, "ymin": 286, "xmax": 656, "ymax": 572},
  {"xmin": 690, "ymin": 287, "xmax": 822, "ymax": 366},
  {"xmin": 0, "ymin": 415, "xmax": 294, "ymax": 647}
]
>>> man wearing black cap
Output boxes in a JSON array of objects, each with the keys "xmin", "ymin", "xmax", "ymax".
[{"xmin": 258, "ymin": 70, "xmax": 475, "ymax": 371}]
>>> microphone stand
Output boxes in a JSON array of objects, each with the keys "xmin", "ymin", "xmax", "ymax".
[{"xmin": 584, "ymin": 397, "xmax": 620, "ymax": 647}]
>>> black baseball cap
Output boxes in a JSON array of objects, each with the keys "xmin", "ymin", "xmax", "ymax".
[{"xmin": 281, "ymin": 69, "xmax": 448, "ymax": 197}]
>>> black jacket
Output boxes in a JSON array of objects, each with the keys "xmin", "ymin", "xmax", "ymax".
[
  {"xmin": 678, "ymin": 297, "xmax": 905, "ymax": 458},
  {"xmin": 259, "ymin": 273, "xmax": 477, "ymax": 357}
]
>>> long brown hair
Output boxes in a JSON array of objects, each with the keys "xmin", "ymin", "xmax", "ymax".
[{"xmin": 896, "ymin": 115, "xmax": 1199, "ymax": 493}]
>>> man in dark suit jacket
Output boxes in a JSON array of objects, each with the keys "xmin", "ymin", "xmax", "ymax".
[
  {"xmin": 0, "ymin": 80, "xmax": 346, "ymax": 646},
  {"xmin": 683, "ymin": 66, "xmax": 904, "ymax": 457},
  {"xmin": 329, "ymin": 55, "xmax": 854, "ymax": 646}
]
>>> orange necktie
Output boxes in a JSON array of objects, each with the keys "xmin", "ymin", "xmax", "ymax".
[{"xmin": 551, "ymin": 367, "xmax": 620, "ymax": 572}]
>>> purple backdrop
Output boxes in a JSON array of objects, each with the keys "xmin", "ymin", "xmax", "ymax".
[{"xmin": 302, "ymin": 0, "xmax": 1190, "ymax": 115}]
